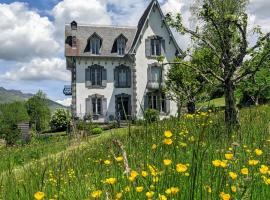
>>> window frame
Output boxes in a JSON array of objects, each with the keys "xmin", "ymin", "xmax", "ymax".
[
  {"xmin": 114, "ymin": 65, "xmax": 131, "ymax": 88},
  {"xmin": 92, "ymin": 97, "xmax": 102, "ymax": 115},
  {"xmin": 117, "ymin": 36, "xmax": 126, "ymax": 55},
  {"xmin": 151, "ymin": 39, "xmax": 161, "ymax": 56},
  {"xmin": 147, "ymin": 92, "xmax": 166, "ymax": 113},
  {"xmin": 91, "ymin": 66, "xmax": 102, "ymax": 86}
]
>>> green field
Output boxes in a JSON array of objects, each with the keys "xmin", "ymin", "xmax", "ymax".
[{"xmin": 0, "ymin": 106, "xmax": 270, "ymax": 200}]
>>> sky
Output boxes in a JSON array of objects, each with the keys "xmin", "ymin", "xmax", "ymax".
[{"xmin": 0, "ymin": 0, "xmax": 269, "ymax": 106}]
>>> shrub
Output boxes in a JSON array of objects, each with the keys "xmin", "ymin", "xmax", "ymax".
[
  {"xmin": 0, "ymin": 102, "xmax": 29, "ymax": 145},
  {"xmin": 50, "ymin": 109, "xmax": 71, "ymax": 132},
  {"xmin": 91, "ymin": 127, "xmax": 103, "ymax": 135},
  {"xmin": 144, "ymin": 109, "xmax": 160, "ymax": 123}
]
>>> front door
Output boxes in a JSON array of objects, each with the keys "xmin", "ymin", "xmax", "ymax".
[{"xmin": 116, "ymin": 95, "xmax": 131, "ymax": 120}]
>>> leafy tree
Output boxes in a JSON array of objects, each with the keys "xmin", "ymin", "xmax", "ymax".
[
  {"xmin": 238, "ymin": 66, "xmax": 270, "ymax": 106},
  {"xmin": 0, "ymin": 102, "xmax": 29, "ymax": 145},
  {"xmin": 25, "ymin": 90, "xmax": 51, "ymax": 132},
  {"xmin": 50, "ymin": 109, "xmax": 71, "ymax": 132},
  {"xmin": 166, "ymin": 0, "xmax": 270, "ymax": 130}
]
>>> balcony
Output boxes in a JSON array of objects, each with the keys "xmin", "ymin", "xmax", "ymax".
[{"xmin": 147, "ymin": 81, "xmax": 165, "ymax": 90}]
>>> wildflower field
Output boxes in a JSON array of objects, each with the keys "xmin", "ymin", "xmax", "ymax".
[{"xmin": 0, "ymin": 105, "xmax": 270, "ymax": 200}]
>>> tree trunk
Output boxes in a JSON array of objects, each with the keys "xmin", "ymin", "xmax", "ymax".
[
  {"xmin": 177, "ymin": 101, "xmax": 183, "ymax": 118},
  {"xmin": 187, "ymin": 101, "xmax": 196, "ymax": 114},
  {"xmin": 224, "ymin": 80, "xmax": 239, "ymax": 131}
]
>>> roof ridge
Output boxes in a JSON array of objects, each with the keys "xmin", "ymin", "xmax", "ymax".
[{"xmin": 65, "ymin": 23, "xmax": 137, "ymax": 29}]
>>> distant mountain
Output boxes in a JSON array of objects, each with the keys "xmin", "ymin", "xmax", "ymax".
[{"xmin": 0, "ymin": 87, "xmax": 67, "ymax": 111}]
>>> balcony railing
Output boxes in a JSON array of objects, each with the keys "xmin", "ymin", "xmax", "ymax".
[{"xmin": 147, "ymin": 81, "xmax": 165, "ymax": 90}]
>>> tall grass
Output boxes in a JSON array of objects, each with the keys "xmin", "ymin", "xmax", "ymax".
[{"xmin": 0, "ymin": 105, "xmax": 270, "ymax": 200}]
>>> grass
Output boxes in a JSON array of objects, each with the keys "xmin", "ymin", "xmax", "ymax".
[
  {"xmin": 198, "ymin": 97, "xmax": 225, "ymax": 108},
  {"xmin": 0, "ymin": 106, "xmax": 270, "ymax": 199}
]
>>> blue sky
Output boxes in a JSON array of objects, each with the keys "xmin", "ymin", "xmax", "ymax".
[{"xmin": 0, "ymin": 0, "xmax": 269, "ymax": 106}]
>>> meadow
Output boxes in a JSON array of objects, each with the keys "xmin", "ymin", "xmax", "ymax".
[{"xmin": 0, "ymin": 105, "xmax": 270, "ymax": 200}]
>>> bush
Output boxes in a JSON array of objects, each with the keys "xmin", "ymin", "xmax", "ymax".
[
  {"xmin": 50, "ymin": 109, "xmax": 71, "ymax": 132},
  {"xmin": 91, "ymin": 127, "xmax": 103, "ymax": 135},
  {"xmin": 144, "ymin": 109, "xmax": 159, "ymax": 123},
  {"xmin": 0, "ymin": 102, "xmax": 29, "ymax": 145}
]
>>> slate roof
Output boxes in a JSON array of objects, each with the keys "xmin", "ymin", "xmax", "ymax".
[{"xmin": 65, "ymin": 25, "xmax": 137, "ymax": 57}]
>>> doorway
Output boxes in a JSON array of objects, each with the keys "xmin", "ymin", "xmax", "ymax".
[{"xmin": 115, "ymin": 94, "xmax": 131, "ymax": 120}]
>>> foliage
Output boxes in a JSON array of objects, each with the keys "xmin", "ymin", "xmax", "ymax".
[
  {"xmin": 166, "ymin": 0, "xmax": 270, "ymax": 128},
  {"xmin": 91, "ymin": 127, "xmax": 103, "ymax": 135},
  {"xmin": 0, "ymin": 105, "xmax": 270, "ymax": 199},
  {"xmin": 0, "ymin": 102, "xmax": 29, "ymax": 145},
  {"xmin": 25, "ymin": 90, "xmax": 51, "ymax": 132},
  {"xmin": 238, "ymin": 66, "xmax": 270, "ymax": 106},
  {"xmin": 144, "ymin": 108, "xmax": 160, "ymax": 123},
  {"xmin": 50, "ymin": 109, "xmax": 71, "ymax": 132}
]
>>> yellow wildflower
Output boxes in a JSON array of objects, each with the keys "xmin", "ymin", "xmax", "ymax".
[
  {"xmin": 248, "ymin": 160, "xmax": 259, "ymax": 166},
  {"xmin": 116, "ymin": 156, "xmax": 123, "ymax": 162},
  {"xmin": 225, "ymin": 153, "xmax": 234, "ymax": 160},
  {"xmin": 163, "ymin": 138, "xmax": 173, "ymax": 145},
  {"xmin": 136, "ymin": 186, "xmax": 143, "ymax": 193},
  {"xmin": 152, "ymin": 144, "xmax": 157, "ymax": 150},
  {"xmin": 142, "ymin": 171, "xmax": 148, "ymax": 177},
  {"xmin": 91, "ymin": 190, "xmax": 102, "ymax": 198},
  {"xmin": 176, "ymin": 163, "xmax": 188, "ymax": 173},
  {"xmin": 204, "ymin": 185, "xmax": 212, "ymax": 193},
  {"xmin": 220, "ymin": 160, "xmax": 228, "ymax": 168},
  {"xmin": 124, "ymin": 186, "xmax": 130, "ymax": 192},
  {"xmin": 231, "ymin": 186, "xmax": 237, "ymax": 193},
  {"xmin": 255, "ymin": 148, "xmax": 263, "ymax": 156},
  {"xmin": 34, "ymin": 191, "xmax": 45, "ymax": 200},
  {"xmin": 104, "ymin": 160, "xmax": 111, "ymax": 165},
  {"xmin": 146, "ymin": 191, "xmax": 154, "ymax": 199},
  {"xmin": 153, "ymin": 176, "xmax": 159, "ymax": 182},
  {"xmin": 229, "ymin": 172, "xmax": 237, "ymax": 180},
  {"xmin": 129, "ymin": 170, "xmax": 138, "ymax": 181},
  {"xmin": 212, "ymin": 160, "xmax": 221, "ymax": 167},
  {"xmin": 104, "ymin": 177, "xmax": 117, "ymax": 185},
  {"xmin": 115, "ymin": 192, "xmax": 122, "ymax": 199},
  {"xmin": 241, "ymin": 168, "xmax": 249, "ymax": 175},
  {"xmin": 163, "ymin": 159, "xmax": 172, "ymax": 166},
  {"xmin": 164, "ymin": 130, "xmax": 172, "ymax": 138},
  {"xmin": 220, "ymin": 192, "xmax": 231, "ymax": 200},
  {"xmin": 158, "ymin": 194, "xmax": 167, "ymax": 200},
  {"xmin": 259, "ymin": 165, "xmax": 269, "ymax": 174},
  {"xmin": 165, "ymin": 187, "xmax": 179, "ymax": 195}
]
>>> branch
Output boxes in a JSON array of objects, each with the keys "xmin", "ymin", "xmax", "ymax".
[
  {"xmin": 233, "ymin": 49, "xmax": 270, "ymax": 83},
  {"xmin": 248, "ymin": 32, "xmax": 270, "ymax": 52}
]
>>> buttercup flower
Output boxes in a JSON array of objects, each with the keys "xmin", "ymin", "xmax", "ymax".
[
  {"xmin": 136, "ymin": 186, "xmax": 144, "ymax": 192},
  {"xmin": 152, "ymin": 144, "xmax": 157, "ymax": 149},
  {"xmin": 259, "ymin": 165, "xmax": 269, "ymax": 174},
  {"xmin": 164, "ymin": 130, "xmax": 172, "ymax": 138},
  {"xmin": 241, "ymin": 168, "xmax": 249, "ymax": 175},
  {"xmin": 158, "ymin": 194, "xmax": 167, "ymax": 200},
  {"xmin": 225, "ymin": 153, "xmax": 234, "ymax": 160},
  {"xmin": 248, "ymin": 160, "xmax": 259, "ymax": 166},
  {"xmin": 220, "ymin": 192, "xmax": 231, "ymax": 200},
  {"xmin": 104, "ymin": 177, "xmax": 117, "ymax": 185},
  {"xmin": 115, "ymin": 192, "xmax": 122, "ymax": 199},
  {"xmin": 91, "ymin": 190, "xmax": 102, "ymax": 198},
  {"xmin": 165, "ymin": 187, "xmax": 179, "ymax": 195},
  {"xmin": 229, "ymin": 172, "xmax": 237, "ymax": 180},
  {"xmin": 255, "ymin": 148, "xmax": 263, "ymax": 156},
  {"xmin": 212, "ymin": 160, "xmax": 221, "ymax": 167},
  {"xmin": 163, "ymin": 159, "xmax": 172, "ymax": 166},
  {"xmin": 142, "ymin": 171, "xmax": 148, "ymax": 177},
  {"xmin": 116, "ymin": 156, "xmax": 123, "ymax": 162},
  {"xmin": 176, "ymin": 163, "xmax": 188, "ymax": 173},
  {"xmin": 163, "ymin": 138, "xmax": 173, "ymax": 145},
  {"xmin": 146, "ymin": 191, "xmax": 154, "ymax": 199},
  {"xmin": 104, "ymin": 160, "xmax": 111, "ymax": 165},
  {"xmin": 34, "ymin": 191, "xmax": 45, "ymax": 200},
  {"xmin": 231, "ymin": 185, "xmax": 237, "ymax": 193}
]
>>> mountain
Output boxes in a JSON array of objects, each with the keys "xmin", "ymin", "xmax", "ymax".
[{"xmin": 0, "ymin": 87, "xmax": 67, "ymax": 111}]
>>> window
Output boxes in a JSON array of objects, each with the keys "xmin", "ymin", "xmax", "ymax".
[
  {"xmin": 92, "ymin": 97, "xmax": 102, "ymax": 115},
  {"xmin": 150, "ymin": 67, "xmax": 161, "ymax": 82},
  {"xmin": 72, "ymin": 36, "xmax": 77, "ymax": 47},
  {"xmin": 91, "ymin": 67, "xmax": 102, "ymax": 86},
  {"xmin": 117, "ymin": 36, "xmax": 126, "ymax": 55},
  {"xmin": 151, "ymin": 39, "xmax": 161, "ymax": 56},
  {"xmin": 147, "ymin": 93, "xmax": 166, "ymax": 112},
  {"xmin": 89, "ymin": 35, "xmax": 101, "ymax": 54},
  {"xmin": 115, "ymin": 66, "xmax": 131, "ymax": 88}
]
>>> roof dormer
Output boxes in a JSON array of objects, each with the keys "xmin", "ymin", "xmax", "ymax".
[
  {"xmin": 71, "ymin": 21, "xmax": 77, "ymax": 30},
  {"xmin": 111, "ymin": 34, "xmax": 128, "ymax": 55},
  {"xmin": 85, "ymin": 33, "xmax": 102, "ymax": 55}
]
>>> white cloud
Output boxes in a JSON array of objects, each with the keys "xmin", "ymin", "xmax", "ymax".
[
  {"xmin": 0, "ymin": 2, "xmax": 60, "ymax": 61},
  {"xmin": 1, "ymin": 58, "xmax": 69, "ymax": 81},
  {"xmin": 56, "ymin": 98, "xmax": 71, "ymax": 106}
]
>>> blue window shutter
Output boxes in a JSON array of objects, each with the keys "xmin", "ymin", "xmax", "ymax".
[
  {"xmin": 161, "ymin": 39, "xmax": 166, "ymax": 54},
  {"xmin": 127, "ymin": 68, "xmax": 131, "ymax": 87},
  {"xmin": 85, "ymin": 97, "xmax": 92, "ymax": 115},
  {"xmin": 145, "ymin": 38, "xmax": 151, "ymax": 57},
  {"xmin": 85, "ymin": 68, "xmax": 91, "ymax": 87},
  {"xmin": 144, "ymin": 95, "xmax": 148, "ymax": 110},
  {"xmin": 102, "ymin": 68, "xmax": 107, "ymax": 87},
  {"xmin": 102, "ymin": 98, "xmax": 107, "ymax": 117},
  {"xmin": 114, "ymin": 68, "xmax": 119, "ymax": 87}
]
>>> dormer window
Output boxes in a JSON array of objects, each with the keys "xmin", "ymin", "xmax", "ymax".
[
  {"xmin": 151, "ymin": 39, "xmax": 161, "ymax": 56},
  {"xmin": 72, "ymin": 36, "xmax": 77, "ymax": 48},
  {"xmin": 117, "ymin": 36, "xmax": 126, "ymax": 55},
  {"xmin": 71, "ymin": 21, "xmax": 77, "ymax": 30},
  {"xmin": 85, "ymin": 33, "xmax": 102, "ymax": 55},
  {"xmin": 112, "ymin": 34, "xmax": 127, "ymax": 55}
]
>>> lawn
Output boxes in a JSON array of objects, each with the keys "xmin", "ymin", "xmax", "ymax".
[{"xmin": 0, "ymin": 106, "xmax": 270, "ymax": 200}]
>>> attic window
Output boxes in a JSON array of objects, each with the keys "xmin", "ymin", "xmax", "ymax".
[
  {"xmin": 112, "ymin": 35, "xmax": 127, "ymax": 55},
  {"xmin": 86, "ymin": 33, "xmax": 102, "ymax": 55},
  {"xmin": 71, "ymin": 21, "xmax": 77, "ymax": 30},
  {"xmin": 72, "ymin": 36, "xmax": 77, "ymax": 47}
]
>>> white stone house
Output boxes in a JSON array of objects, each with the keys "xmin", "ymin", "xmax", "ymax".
[{"xmin": 65, "ymin": 0, "xmax": 184, "ymax": 122}]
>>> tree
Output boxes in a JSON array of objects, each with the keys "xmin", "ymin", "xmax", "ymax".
[
  {"xmin": 50, "ymin": 109, "xmax": 71, "ymax": 132},
  {"xmin": 166, "ymin": 0, "xmax": 270, "ymax": 130},
  {"xmin": 166, "ymin": 56, "xmax": 209, "ymax": 115},
  {"xmin": 25, "ymin": 90, "xmax": 51, "ymax": 132},
  {"xmin": 0, "ymin": 102, "xmax": 29, "ymax": 145}
]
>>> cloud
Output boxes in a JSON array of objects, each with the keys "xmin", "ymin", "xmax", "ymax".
[
  {"xmin": 52, "ymin": 0, "xmax": 112, "ymax": 41},
  {"xmin": 56, "ymin": 98, "xmax": 71, "ymax": 106},
  {"xmin": 1, "ymin": 58, "xmax": 69, "ymax": 81},
  {"xmin": 0, "ymin": 2, "xmax": 60, "ymax": 61}
]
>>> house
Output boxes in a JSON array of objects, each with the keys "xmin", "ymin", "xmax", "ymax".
[{"xmin": 65, "ymin": 0, "xmax": 184, "ymax": 122}]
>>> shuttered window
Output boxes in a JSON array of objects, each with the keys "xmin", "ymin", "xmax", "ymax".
[
  {"xmin": 114, "ymin": 66, "xmax": 131, "ymax": 88},
  {"xmin": 146, "ymin": 92, "xmax": 166, "ymax": 113},
  {"xmin": 92, "ymin": 97, "xmax": 102, "ymax": 115},
  {"xmin": 117, "ymin": 36, "xmax": 126, "ymax": 55},
  {"xmin": 90, "ymin": 36, "xmax": 101, "ymax": 54},
  {"xmin": 151, "ymin": 39, "xmax": 161, "ymax": 56},
  {"xmin": 146, "ymin": 36, "xmax": 165, "ymax": 57},
  {"xmin": 85, "ymin": 65, "xmax": 107, "ymax": 87}
]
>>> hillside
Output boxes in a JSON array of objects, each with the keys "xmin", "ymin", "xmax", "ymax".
[{"xmin": 0, "ymin": 87, "xmax": 67, "ymax": 111}]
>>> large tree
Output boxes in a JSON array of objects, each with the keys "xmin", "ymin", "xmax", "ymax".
[{"xmin": 166, "ymin": 0, "xmax": 270, "ymax": 129}]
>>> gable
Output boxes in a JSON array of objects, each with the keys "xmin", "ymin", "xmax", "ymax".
[{"xmin": 129, "ymin": 0, "xmax": 184, "ymax": 57}]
